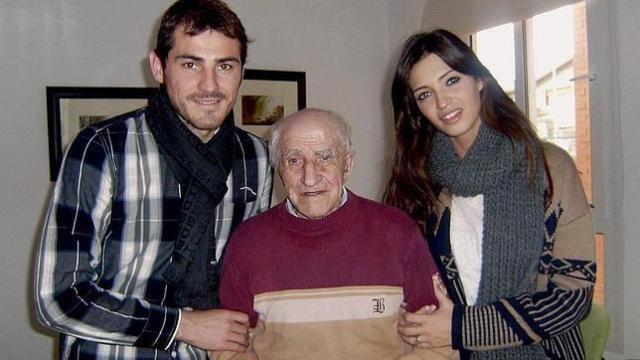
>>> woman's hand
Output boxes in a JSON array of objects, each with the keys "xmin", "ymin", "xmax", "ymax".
[{"xmin": 398, "ymin": 274, "xmax": 454, "ymax": 348}]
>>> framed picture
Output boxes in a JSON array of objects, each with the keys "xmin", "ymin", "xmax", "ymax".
[
  {"xmin": 46, "ymin": 86, "xmax": 156, "ymax": 180},
  {"xmin": 234, "ymin": 69, "xmax": 306, "ymax": 139}
]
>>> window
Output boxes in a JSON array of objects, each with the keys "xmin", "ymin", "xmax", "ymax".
[
  {"xmin": 475, "ymin": 23, "xmax": 516, "ymax": 100},
  {"xmin": 474, "ymin": 2, "xmax": 604, "ymax": 305}
]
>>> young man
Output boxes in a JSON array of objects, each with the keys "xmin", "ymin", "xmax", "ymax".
[
  {"xmin": 34, "ymin": 1, "xmax": 272, "ymax": 359},
  {"xmin": 214, "ymin": 109, "xmax": 457, "ymax": 359}
]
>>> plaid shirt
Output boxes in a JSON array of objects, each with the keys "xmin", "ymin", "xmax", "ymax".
[{"xmin": 34, "ymin": 108, "xmax": 273, "ymax": 360}]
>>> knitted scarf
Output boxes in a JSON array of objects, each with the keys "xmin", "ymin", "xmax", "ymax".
[
  {"xmin": 147, "ymin": 89, "xmax": 235, "ymax": 310},
  {"xmin": 429, "ymin": 124, "xmax": 547, "ymax": 359}
]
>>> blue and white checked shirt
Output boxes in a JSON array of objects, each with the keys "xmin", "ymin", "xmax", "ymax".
[{"xmin": 34, "ymin": 108, "xmax": 273, "ymax": 359}]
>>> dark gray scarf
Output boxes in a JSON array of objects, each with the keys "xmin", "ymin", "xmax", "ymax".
[
  {"xmin": 429, "ymin": 124, "xmax": 546, "ymax": 359},
  {"xmin": 147, "ymin": 89, "xmax": 235, "ymax": 309}
]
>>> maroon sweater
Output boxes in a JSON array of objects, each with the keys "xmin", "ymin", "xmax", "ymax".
[{"xmin": 217, "ymin": 191, "xmax": 440, "ymax": 359}]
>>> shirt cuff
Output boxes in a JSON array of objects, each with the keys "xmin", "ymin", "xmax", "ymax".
[
  {"xmin": 164, "ymin": 308, "xmax": 182, "ymax": 351},
  {"xmin": 134, "ymin": 304, "xmax": 181, "ymax": 350}
]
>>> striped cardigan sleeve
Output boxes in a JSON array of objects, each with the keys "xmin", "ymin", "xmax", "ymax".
[
  {"xmin": 34, "ymin": 126, "xmax": 180, "ymax": 350},
  {"xmin": 451, "ymin": 144, "xmax": 596, "ymax": 351}
]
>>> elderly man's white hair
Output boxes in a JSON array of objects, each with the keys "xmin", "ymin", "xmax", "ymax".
[{"xmin": 268, "ymin": 108, "xmax": 354, "ymax": 167}]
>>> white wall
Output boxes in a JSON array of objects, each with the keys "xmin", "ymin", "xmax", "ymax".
[
  {"xmin": 387, "ymin": 0, "xmax": 426, "ymax": 54},
  {"xmin": 0, "ymin": 1, "xmax": 396, "ymax": 358},
  {"xmin": 616, "ymin": 0, "xmax": 640, "ymax": 357}
]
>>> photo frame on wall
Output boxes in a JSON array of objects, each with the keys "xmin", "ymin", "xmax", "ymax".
[
  {"xmin": 46, "ymin": 86, "xmax": 156, "ymax": 180},
  {"xmin": 234, "ymin": 69, "xmax": 306, "ymax": 139}
]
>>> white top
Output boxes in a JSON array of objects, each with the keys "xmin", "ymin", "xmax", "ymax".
[{"xmin": 450, "ymin": 194, "xmax": 484, "ymax": 305}]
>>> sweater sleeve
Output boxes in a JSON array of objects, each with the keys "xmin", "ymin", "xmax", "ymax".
[
  {"xmin": 33, "ymin": 128, "xmax": 180, "ymax": 350},
  {"xmin": 402, "ymin": 219, "xmax": 459, "ymax": 358},
  {"xmin": 218, "ymin": 227, "xmax": 257, "ymax": 325},
  {"xmin": 213, "ymin": 229, "xmax": 259, "ymax": 360},
  {"xmin": 403, "ymin": 220, "xmax": 440, "ymax": 312},
  {"xmin": 451, "ymin": 148, "xmax": 596, "ymax": 351}
]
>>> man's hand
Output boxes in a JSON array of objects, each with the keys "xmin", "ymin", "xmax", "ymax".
[{"xmin": 176, "ymin": 309, "xmax": 250, "ymax": 351}]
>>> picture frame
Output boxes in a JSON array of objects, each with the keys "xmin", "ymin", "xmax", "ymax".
[
  {"xmin": 46, "ymin": 86, "xmax": 157, "ymax": 180},
  {"xmin": 234, "ymin": 69, "xmax": 306, "ymax": 139}
]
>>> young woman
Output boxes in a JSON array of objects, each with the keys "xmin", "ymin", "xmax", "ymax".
[{"xmin": 385, "ymin": 29, "xmax": 596, "ymax": 359}]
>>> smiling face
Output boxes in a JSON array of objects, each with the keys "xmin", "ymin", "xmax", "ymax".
[
  {"xmin": 277, "ymin": 114, "xmax": 353, "ymax": 220},
  {"xmin": 150, "ymin": 28, "xmax": 243, "ymax": 142},
  {"xmin": 408, "ymin": 54, "xmax": 484, "ymax": 157}
]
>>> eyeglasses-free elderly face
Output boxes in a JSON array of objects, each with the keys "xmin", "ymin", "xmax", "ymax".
[{"xmin": 277, "ymin": 116, "xmax": 352, "ymax": 219}]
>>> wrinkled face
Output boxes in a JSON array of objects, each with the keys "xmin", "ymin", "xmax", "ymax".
[
  {"xmin": 409, "ymin": 54, "xmax": 484, "ymax": 157},
  {"xmin": 150, "ymin": 28, "xmax": 243, "ymax": 142},
  {"xmin": 277, "ymin": 116, "xmax": 353, "ymax": 219}
]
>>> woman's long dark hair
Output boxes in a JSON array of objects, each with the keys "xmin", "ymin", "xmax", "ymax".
[{"xmin": 384, "ymin": 29, "xmax": 551, "ymax": 231}]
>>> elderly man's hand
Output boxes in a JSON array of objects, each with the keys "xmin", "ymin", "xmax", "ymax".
[
  {"xmin": 398, "ymin": 274, "xmax": 454, "ymax": 348},
  {"xmin": 177, "ymin": 309, "xmax": 250, "ymax": 351}
]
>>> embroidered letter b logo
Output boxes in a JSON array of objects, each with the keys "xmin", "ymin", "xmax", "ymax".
[{"xmin": 372, "ymin": 298, "xmax": 385, "ymax": 313}]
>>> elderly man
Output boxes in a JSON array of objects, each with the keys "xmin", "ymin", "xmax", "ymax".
[{"xmin": 214, "ymin": 108, "xmax": 457, "ymax": 359}]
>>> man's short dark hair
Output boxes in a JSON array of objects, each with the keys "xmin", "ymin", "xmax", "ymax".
[{"xmin": 155, "ymin": 0, "xmax": 248, "ymax": 67}]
